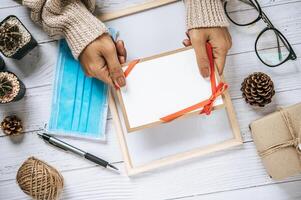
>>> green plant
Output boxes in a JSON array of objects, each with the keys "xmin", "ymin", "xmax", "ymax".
[
  {"xmin": 0, "ymin": 75, "xmax": 13, "ymax": 99},
  {"xmin": 0, "ymin": 22, "xmax": 22, "ymax": 51}
]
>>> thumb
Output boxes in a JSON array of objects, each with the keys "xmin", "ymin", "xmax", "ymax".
[
  {"xmin": 212, "ymin": 47, "xmax": 227, "ymax": 75},
  {"xmin": 192, "ymin": 41, "xmax": 210, "ymax": 78},
  {"xmin": 103, "ymin": 47, "xmax": 126, "ymax": 88}
]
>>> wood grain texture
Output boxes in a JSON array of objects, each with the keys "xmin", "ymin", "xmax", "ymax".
[
  {"xmin": 98, "ymin": 0, "xmax": 179, "ymax": 21},
  {"xmin": 1, "ymin": 87, "xmax": 301, "ymax": 181},
  {"xmin": 0, "ymin": 0, "xmax": 21, "ymax": 8},
  {"xmin": 1, "ymin": 0, "xmax": 301, "ymax": 200},
  {"xmin": 1, "ymin": 43, "xmax": 300, "ymax": 139},
  {"xmin": 2, "ymin": 179, "xmax": 301, "ymax": 200},
  {"xmin": 182, "ymin": 180, "xmax": 301, "ymax": 200},
  {"xmin": 94, "ymin": 0, "xmax": 301, "ymax": 13},
  {"xmin": 1, "ymin": 141, "xmax": 301, "ymax": 200}
]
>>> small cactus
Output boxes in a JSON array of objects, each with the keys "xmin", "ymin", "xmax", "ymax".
[
  {"xmin": 0, "ymin": 76, "xmax": 13, "ymax": 98},
  {"xmin": 0, "ymin": 72, "xmax": 21, "ymax": 103},
  {"xmin": 0, "ymin": 15, "xmax": 37, "ymax": 59},
  {"xmin": 0, "ymin": 22, "xmax": 22, "ymax": 52}
]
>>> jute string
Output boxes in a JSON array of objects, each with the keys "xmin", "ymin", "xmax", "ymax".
[
  {"xmin": 16, "ymin": 157, "xmax": 64, "ymax": 200},
  {"xmin": 259, "ymin": 108, "xmax": 301, "ymax": 158}
]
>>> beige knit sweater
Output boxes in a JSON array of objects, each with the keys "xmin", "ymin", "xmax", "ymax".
[{"xmin": 23, "ymin": 0, "xmax": 228, "ymax": 59}]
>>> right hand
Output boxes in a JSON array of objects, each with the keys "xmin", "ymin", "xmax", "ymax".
[
  {"xmin": 79, "ymin": 33, "xmax": 127, "ymax": 88},
  {"xmin": 182, "ymin": 28, "xmax": 232, "ymax": 78}
]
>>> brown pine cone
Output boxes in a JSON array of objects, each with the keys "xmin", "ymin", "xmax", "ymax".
[
  {"xmin": 241, "ymin": 72, "xmax": 275, "ymax": 107},
  {"xmin": 0, "ymin": 115, "xmax": 23, "ymax": 135}
]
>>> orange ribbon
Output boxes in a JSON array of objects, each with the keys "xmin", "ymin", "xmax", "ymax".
[
  {"xmin": 160, "ymin": 83, "xmax": 228, "ymax": 122},
  {"xmin": 124, "ymin": 43, "xmax": 228, "ymax": 123},
  {"xmin": 124, "ymin": 59, "xmax": 140, "ymax": 78}
]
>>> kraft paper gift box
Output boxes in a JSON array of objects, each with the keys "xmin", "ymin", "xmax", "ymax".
[{"xmin": 250, "ymin": 103, "xmax": 301, "ymax": 180}]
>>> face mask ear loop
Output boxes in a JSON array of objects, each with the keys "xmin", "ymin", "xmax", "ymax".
[
  {"xmin": 71, "ymin": 64, "xmax": 80, "ymax": 130},
  {"xmin": 85, "ymin": 78, "xmax": 94, "ymax": 133}
]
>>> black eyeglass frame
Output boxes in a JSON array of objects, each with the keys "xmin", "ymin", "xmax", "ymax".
[{"xmin": 224, "ymin": 0, "xmax": 297, "ymax": 67}]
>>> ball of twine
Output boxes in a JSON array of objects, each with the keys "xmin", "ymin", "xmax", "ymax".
[{"xmin": 16, "ymin": 157, "xmax": 64, "ymax": 200}]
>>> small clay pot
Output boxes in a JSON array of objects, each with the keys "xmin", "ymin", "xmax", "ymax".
[
  {"xmin": 0, "ymin": 15, "xmax": 37, "ymax": 60},
  {"xmin": 0, "ymin": 71, "xmax": 26, "ymax": 104},
  {"xmin": 0, "ymin": 55, "xmax": 5, "ymax": 71}
]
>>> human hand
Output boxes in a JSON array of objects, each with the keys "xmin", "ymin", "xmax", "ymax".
[
  {"xmin": 183, "ymin": 28, "xmax": 232, "ymax": 78},
  {"xmin": 79, "ymin": 33, "xmax": 127, "ymax": 87}
]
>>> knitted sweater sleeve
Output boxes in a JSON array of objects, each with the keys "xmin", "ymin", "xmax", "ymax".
[
  {"xmin": 22, "ymin": 0, "xmax": 108, "ymax": 59},
  {"xmin": 184, "ymin": 0, "xmax": 229, "ymax": 29}
]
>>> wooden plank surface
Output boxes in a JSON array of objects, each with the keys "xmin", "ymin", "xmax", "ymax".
[
  {"xmin": 1, "ymin": 87, "xmax": 301, "ymax": 180},
  {"xmin": 1, "ymin": 0, "xmax": 301, "ymax": 200},
  {"xmin": 98, "ymin": 0, "xmax": 179, "ymax": 21},
  {"xmin": 1, "ymin": 42, "xmax": 300, "ymax": 139},
  {"xmin": 183, "ymin": 180, "xmax": 301, "ymax": 200},
  {"xmin": 1, "ymin": 141, "xmax": 301, "ymax": 199}
]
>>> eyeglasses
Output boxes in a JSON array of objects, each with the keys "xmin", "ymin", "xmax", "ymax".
[{"xmin": 224, "ymin": 0, "xmax": 297, "ymax": 67}]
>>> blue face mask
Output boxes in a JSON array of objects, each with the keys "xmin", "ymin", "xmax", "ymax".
[{"xmin": 48, "ymin": 39, "xmax": 109, "ymax": 140}]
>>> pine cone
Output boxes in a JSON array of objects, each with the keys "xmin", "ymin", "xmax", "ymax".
[
  {"xmin": 241, "ymin": 72, "xmax": 275, "ymax": 107},
  {"xmin": 0, "ymin": 115, "xmax": 23, "ymax": 135}
]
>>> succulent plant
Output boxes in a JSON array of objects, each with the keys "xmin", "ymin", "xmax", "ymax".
[
  {"xmin": 0, "ymin": 75, "xmax": 13, "ymax": 99},
  {"xmin": 0, "ymin": 72, "xmax": 23, "ymax": 103},
  {"xmin": 0, "ymin": 15, "xmax": 37, "ymax": 59},
  {"xmin": 0, "ymin": 22, "xmax": 22, "ymax": 51}
]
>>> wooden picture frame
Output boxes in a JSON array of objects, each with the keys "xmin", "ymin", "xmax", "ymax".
[
  {"xmin": 99, "ymin": 0, "xmax": 180, "ymax": 21},
  {"xmin": 109, "ymin": 88, "xmax": 242, "ymax": 176},
  {"xmin": 116, "ymin": 46, "xmax": 225, "ymax": 132},
  {"xmin": 109, "ymin": 47, "xmax": 243, "ymax": 176}
]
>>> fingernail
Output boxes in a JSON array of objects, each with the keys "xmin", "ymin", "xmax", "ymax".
[
  {"xmin": 119, "ymin": 56, "xmax": 126, "ymax": 64},
  {"xmin": 114, "ymin": 81, "xmax": 120, "ymax": 90},
  {"xmin": 201, "ymin": 67, "xmax": 210, "ymax": 78},
  {"xmin": 117, "ymin": 77, "xmax": 126, "ymax": 87},
  {"xmin": 218, "ymin": 69, "xmax": 223, "ymax": 76}
]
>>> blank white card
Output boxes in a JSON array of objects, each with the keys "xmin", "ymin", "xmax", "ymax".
[{"xmin": 120, "ymin": 48, "xmax": 223, "ymax": 129}]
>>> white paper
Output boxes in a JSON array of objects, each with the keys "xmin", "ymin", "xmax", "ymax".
[{"xmin": 120, "ymin": 49, "xmax": 223, "ymax": 128}]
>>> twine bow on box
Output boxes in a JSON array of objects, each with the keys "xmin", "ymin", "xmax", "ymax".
[
  {"xmin": 124, "ymin": 43, "xmax": 228, "ymax": 123},
  {"xmin": 259, "ymin": 108, "xmax": 301, "ymax": 158}
]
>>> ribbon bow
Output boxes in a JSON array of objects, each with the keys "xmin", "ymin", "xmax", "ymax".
[
  {"xmin": 200, "ymin": 82, "xmax": 228, "ymax": 115},
  {"xmin": 259, "ymin": 108, "xmax": 301, "ymax": 158}
]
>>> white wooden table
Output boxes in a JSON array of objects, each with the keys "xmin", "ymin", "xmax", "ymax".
[{"xmin": 1, "ymin": 1, "xmax": 301, "ymax": 199}]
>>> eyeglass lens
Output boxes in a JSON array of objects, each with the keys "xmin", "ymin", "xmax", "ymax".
[
  {"xmin": 225, "ymin": 0, "xmax": 260, "ymax": 25},
  {"xmin": 256, "ymin": 29, "xmax": 290, "ymax": 66}
]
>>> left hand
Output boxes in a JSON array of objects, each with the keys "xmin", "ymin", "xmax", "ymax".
[
  {"xmin": 79, "ymin": 34, "xmax": 127, "ymax": 88},
  {"xmin": 183, "ymin": 27, "xmax": 232, "ymax": 78}
]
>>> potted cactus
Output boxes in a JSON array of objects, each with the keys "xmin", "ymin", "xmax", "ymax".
[
  {"xmin": 0, "ymin": 15, "xmax": 37, "ymax": 59},
  {"xmin": 0, "ymin": 71, "xmax": 26, "ymax": 104}
]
